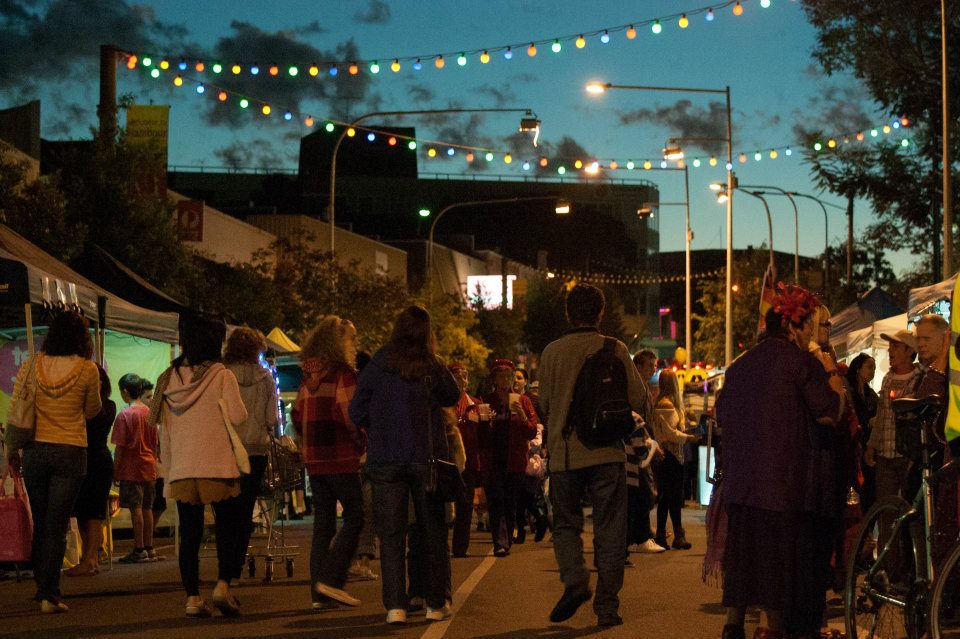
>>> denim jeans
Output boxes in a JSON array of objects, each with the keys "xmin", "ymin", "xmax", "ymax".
[
  {"xmin": 309, "ymin": 472, "xmax": 364, "ymax": 598},
  {"xmin": 367, "ymin": 463, "xmax": 448, "ymax": 611},
  {"xmin": 233, "ymin": 455, "xmax": 268, "ymax": 579},
  {"xmin": 550, "ymin": 462, "xmax": 627, "ymax": 617},
  {"xmin": 22, "ymin": 442, "xmax": 87, "ymax": 602},
  {"xmin": 655, "ymin": 452, "xmax": 685, "ymax": 540},
  {"xmin": 177, "ymin": 494, "xmax": 247, "ymax": 596}
]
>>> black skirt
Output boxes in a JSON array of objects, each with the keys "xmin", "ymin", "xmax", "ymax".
[{"xmin": 73, "ymin": 447, "xmax": 114, "ymax": 521}]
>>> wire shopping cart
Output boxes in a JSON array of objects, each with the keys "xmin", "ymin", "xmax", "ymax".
[{"xmin": 245, "ymin": 435, "xmax": 302, "ymax": 581}]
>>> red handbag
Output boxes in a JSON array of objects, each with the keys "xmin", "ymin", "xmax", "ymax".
[{"xmin": 0, "ymin": 468, "xmax": 34, "ymax": 563}]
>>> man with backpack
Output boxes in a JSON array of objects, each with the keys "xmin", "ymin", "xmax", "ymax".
[{"xmin": 538, "ymin": 284, "xmax": 652, "ymax": 628}]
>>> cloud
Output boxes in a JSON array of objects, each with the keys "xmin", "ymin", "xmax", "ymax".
[
  {"xmin": 617, "ymin": 99, "xmax": 729, "ymax": 155},
  {"xmin": 0, "ymin": 0, "xmax": 188, "ymax": 91},
  {"xmin": 791, "ymin": 83, "xmax": 874, "ymax": 141},
  {"xmin": 407, "ymin": 82, "xmax": 434, "ymax": 103},
  {"xmin": 203, "ymin": 24, "xmax": 375, "ymax": 126},
  {"xmin": 295, "ymin": 20, "xmax": 327, "ymax": 36},
  {"xmin": 354, "ymin": 0, "xmax": 391, "ymax": 24},
  {"xmin": 474, "ymin": 82, "xmax": 518, "ymax": 109},
  {"xmin": 214, "ymin": 141, "xmax": 254, "ymax": 169}
]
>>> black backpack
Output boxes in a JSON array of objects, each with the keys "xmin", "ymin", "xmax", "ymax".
[{"xmin": 564, "ymin": 337, "xmax": 635, "ymax": 447}]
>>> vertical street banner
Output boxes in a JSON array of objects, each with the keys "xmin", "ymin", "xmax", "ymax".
[
  {"xmin": 757, "ymin": 261, "xmax": 777, "ymax": 332},
  {"xmin": 176, "ymin": 200, "xmax": 204, "ymax": 242},
  {"xmin": 125, "ymin": 105, "xmax": 169, "ymax": 196}
]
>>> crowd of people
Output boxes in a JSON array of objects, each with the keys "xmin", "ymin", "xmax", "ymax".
[{"xmin": 6, "ymin": 281, "xmax": 957, "ymax": 635}]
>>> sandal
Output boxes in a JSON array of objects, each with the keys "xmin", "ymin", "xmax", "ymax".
[{"xmin": 64, "ymin": 564, "xmax": 99, "ymax": 577}]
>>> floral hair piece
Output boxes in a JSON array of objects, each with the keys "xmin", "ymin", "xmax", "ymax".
[{"xmin": 771, "ymin": 282, "xmax": 820, "ymax": 327}]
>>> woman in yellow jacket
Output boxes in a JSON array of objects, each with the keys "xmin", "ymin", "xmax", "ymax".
[{"xmin": 6, "ymin": 311, "xmax": 102, "ymax": 613}]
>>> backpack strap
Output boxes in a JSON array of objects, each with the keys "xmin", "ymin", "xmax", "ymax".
[{"xmin": 602, "ymin": 337, "xmax": 616, "ymax": 355}]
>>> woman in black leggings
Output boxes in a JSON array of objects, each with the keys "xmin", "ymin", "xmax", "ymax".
[{"xmin": 651, "ymin": 369, "xmax": 697, "ymax": 550}]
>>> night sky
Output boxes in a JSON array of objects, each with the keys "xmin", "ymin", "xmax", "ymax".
[{"xmin": 0, "ymin": 0, "xmax": 914, "ymax": 272}]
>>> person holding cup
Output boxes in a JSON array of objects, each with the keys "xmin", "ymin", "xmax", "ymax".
[{"xmin": 479, "ymin": 359, "xmax": 538, "ymax": 557}]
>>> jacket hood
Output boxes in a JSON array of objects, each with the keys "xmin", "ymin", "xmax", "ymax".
[
  {"xmin": 36, "ymin": 354, "xmax": 88, "ymax": 399},
  {"xmin": 227, "ymin": 362, "xmax": 273, "ymax": 387},
  {"xmin": 164, "ymin": 363, "xmax": 228, "ymax": 414}
]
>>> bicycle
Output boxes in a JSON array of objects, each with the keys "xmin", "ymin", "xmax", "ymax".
[{"xmin": 844, "ymin": 394, "xmax": 960, "ymax": 639}]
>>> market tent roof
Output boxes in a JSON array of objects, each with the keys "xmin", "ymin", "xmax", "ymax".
[
  {"xmin": 908, "ymin": 274, "xmax": 957, "ymax": 317},
  {"xmin": 266, "ymin": 327, "xmax": 300, "ymax": 353},
  {"xmin": 0, "ymin": 224, "xmax": 179, "ymax": 343},
  {"xmin": 70, "ymin": 244, "xmax": 189, "ymax": 315},
  {"xmin": 829, "ymin": 287, "xmax": 905, "ymax": 357}
]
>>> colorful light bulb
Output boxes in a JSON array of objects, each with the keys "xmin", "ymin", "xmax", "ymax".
[
  {"xmin": 813, "ymin": 142, "xmax": 823, "ymax": 151},
  {"xmin": 149, "ymin": 68, "xmax": 160, "ymax": 78},
  {"xmin": 827, "ymin": 138, "xmax": 837, "ymax": 148},
  {"xmin": 760, "ymin": 0, "xmax": 771, "ymax": 7},
  {"xmin": 269, "ymin": 65, "xmax": 279, "ymax": 76},
  {"xmin": 626, "ymin": 25, "xmax": 637, "ymax": 39},
  {"xmin": 709, "ymin": 156, "xmax": 717, "ymax": 166},
  {"xmin": 539, "ymin": 157, "xmax": 548, "ymax": 167},
  {"xmin": 504, "ymin": 154, "xmax": 512, "ymax": 164},
  {"xmin": 391, "ymin": 59, "xmax": 401, "ymax": 72},
  {"xmin": 600, "ymin": 31, "xmax": 610, "ymax": 43},
  {"xmin": 178, "ymin": 59, "xmax": 187, "ymax": 70},
  {"xmin": 239, "ymin": 98, "xmax": 249, "ymax": 108},
  {"xmin": 575, "ymin": 35, "xmax": 585, "ymax": 48},
  {"xmin": 160, "ymin": 59, "xmax": 170, "ymax": 70},
  {"xmin": 679, "ymin": 14, "xmax": 689, "ymax": 28},
  {"xmin": 217, "ymin": 90, "xmax": 227, "ymax": 101},
  {"xmin": 733, "ymin": 2, "xmax": 743, "ymax": 15},
  {"xmin": 609, "ymin": 160, "xmax": 618, "ymax": 170},
  {"xmin": 693, "ymin": 158, "xmax": 701, "ymax": 167},
  {"xmin": 504, "ymin": 47, "xmax": 513, "ymax": 59},
  {"xmin": 551, "ymin": 40, "xmax": 561, "ymax": 53},
  {"xmin": 388, "ymin": 136, "xmax": 397, "ymax": 146},
  {"xmin": 706, "ymin": 7, "xmax": 715, "ymax": 21},
  {"xmin": 195, "ymin": 61, "xmax": 205, "ymax": 72},
  {"xmin": 480, "ymin": 51, "xmax": 490, "ymax": 63},
  {"xmin": 527, "ymin": 43, "xmax": 537, "ymax": 56},
  {"xmin": 329, "ymin": 64, "xmax": 338, "ymax": 76},
  {"xmin": 643, "ymin": 160, "xmax": 652, "ymax": 169},
  {"xmin": 558, "ymin": 166, "xmax": 566, "ymax": 175},
  {"xmin": 142, "ymin": 56, "xmax": 152, "ymax": 67},
  {"xmin": 231, "ymin": 63, "xmax": 240, "ymax": 74},
  {"xmin": 173, "ymin": 75, "xmax": 183, "ymax": 86},
  {"xmin": 485, "ymin": 152, "xmax": 494, "ymax": 161},
  {"xmin": 195, "ymin": 83, "xmax": 205, "ymax": 94},
  {"xmin": 324, "ymin": 122, "xmax": 335, "ymax": 132},
  {"xmin": 651, "ymin": 20, "xmax": 662, "ymax": 34},
  {"xmin": 408, "ymin": 141, "xmax": 417, "ymax": 150},
  {"xmin": 309, "ymin": 65, "xmax": 319, "ymax": 76},
  {"xmin": 369, "ymin": 61, "xmax": 380, "ymax": 74},
  {"xmin": 284, "ymin": 111, "xmax": 293, "ymax": 121},
  {"xmin": 413, "ymin": 59, "xmax": 422, "ymax": 70},
  {"xmin": 769, "ymin": 149, "xmax": 777, "ymax": 159},
  {"xmin": 126, "ymin": 55, "xmax": 137, "ymax": 69},
  {"xmin": 349, "ymin": 63, "xmax": 359, "ymax": 74},
  {"xmin": 457, "ymin": 53, "xmax": 467, "ymax": 66},
  {"xmin": 785, "ymin": 147, "xmax": 793, "ymax": 156},
  {"xmin": 574, "ymin": 160, "xmax": 583, "ymax": 169},
  {"xmin": 522, "ymin": 161, "xmax": 530, "ymax": 170},
  {"xmin": 262, "ymin": 104, "xmax": 271, "ymax": 115},
  {"xmin": 754, "ymin": 151, "xmax": 762, "ymax": 161},
  {"xmin": 626, "ymin": 160, "xmax": 635, "ymax": 170},
  {"xmin": 447, "ymin": 147, "xmax": 455, "ymax": 156},
  {"xmin": 739, "ymin": 152, "xmax": 747, "ymax": 162},
  {"xmin": 466, "ymin": 152, "xmax": 475, "ymax": 162},
  {"xmin": 367, "ymin": 133, "xmax": 376, "ymax": 142},
  {"xmin": 250, "ymin": 65, "xmax": 260, "ymax": 75},
  {"xmin": 212, "ymin": 62, "xmax": 222, "ymax": 73},
  {"xmin": 305, "ymin": 116, "xmax": 314, "ymax": 127},
  {"xmin": 346, "ymin": 127, "xmax": 356, "ymax": 137},
  {"xmin": 435, "ymin": 56, "xmax": 445, "ymax": 68},
  {"xmin": 288, "ymin": 66, "xmax": 298, "ymax": 76}
]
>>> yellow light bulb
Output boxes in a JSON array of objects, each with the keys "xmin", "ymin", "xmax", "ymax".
[
  {"xmin": 262, "ymin": 105, "xmax": 271, "ymax": 115},
  {"xmin": 428, "ymin": 148, "xmax": 437, "ymax": 157},
  {"xmin": 679, "ymin": 14, "xmax": 689, "ymax": 28},
  {"xmin": 231, "ymin": 64, "xmax": 241, "ymax": 74},
  {"xmin": 626, "ymin": 25, "xmax": 637, "ymax": 39},
  {"xmin": 770, "ymin": 149, "xmax": 778, "ymax": 159},
  {"xmin": 643, "ymin": 160, "xmax": 652, "ymax": 169},
  {"xmin": 709, "ymin": 156, "xmax": 717, "ymax": 166},
  {"xmin": 733, "ymin": 2, "xmax": 743, "ymax": 16},
  {"xmin": 480, "ymin": 51, "xmax": 490, "ymax": 63},
  {"xmin": 309, "ymin": 65, "xmax": 319, "ymax": 76},
  {"xmin": 504, "ymin": 154, "xmax": 512, "ymax": 164},
  {"xmin": 575, "ymin": 35, "xmax": 585, "ymax": 48},
  {"xmin": 391, "ymin": 59, "xmax": 401, "ymax": 72},
  {"xmin": 347, "ymin": 128, "xmax": 356, "ymax": 137},
  {"xmin": 435, "ymin": 56, "xmax": 445, "ymax": 68},
  {"xmin": 574, "ymin": 159, "xmax": 583, "ymax": 169},
  {"xmin": 173, "ymin": 75, "xmax": 183, "ymax": 86}
]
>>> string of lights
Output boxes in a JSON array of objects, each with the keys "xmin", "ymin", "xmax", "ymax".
[
  {"xmin": 123, "ymin": 57, "xmax": 913, "ymax": 175},
  {"xmin": 118, "ymin": 1, "xmax": 772, "ymax": 80},
  {"xmin": 542, "ymin": 267, "xmax": 724, "ymax": 286}
]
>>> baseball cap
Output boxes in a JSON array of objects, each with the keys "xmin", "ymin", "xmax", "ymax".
[{"xmin": 880, "ymin": 329, "xmax": 918, "ymax": 352}]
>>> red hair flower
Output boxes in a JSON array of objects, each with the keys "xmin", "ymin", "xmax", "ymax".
[{"xmin": 771, "ymin": 282, "xmax": 820, "ymax": 327}]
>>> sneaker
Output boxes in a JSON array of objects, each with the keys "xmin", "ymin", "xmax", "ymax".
[
  {"xmin": 314, "ymin": 582, "xmax": 360, "ymax": 607},
  {"xmin": 119, "ymin": 549, "xmax": 149, "ymax": 564},
  {"xmin": 185, "ymin": 596, "xmax": 213, "ymax": 618},
  {"xmin": 386, "ymin": 608, "xmax": 408, "ymax": 624},
  {"xmin": 146, "ymin": 548, "xmax": 160, "ymax": 562},
  {"xmin": 426, "ymin": 604, "xmax": 452, "ymax": 621},
  {"xmin": 312, "ymin": 599, "xmax": 340, "ymax": 611},
  {"xmin": 637, "ymin": 539, "xmax": 667, "ymax": 554},
  {"xmin": 40, "ymin": 599, "xmax": 69, "ymax": 614},
  {"xmin": 347, "ymin": 564, "xmax": 378, "ymax": 581},
  {"xmin": 654, "ymin": 537, "xmax": 670, "ymax": 551}
]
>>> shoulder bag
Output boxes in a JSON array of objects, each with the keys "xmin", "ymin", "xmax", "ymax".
[
  {"xmin": 423, "ymin": 374, "xmax": 465, "ymax": 502},
  {"xmin": 3, "ymin": 356, "xmax": 38, "ymax": 452},
  {"xmin": 218, "ymin": 399, "xmax": 251, "ymax": 475}
]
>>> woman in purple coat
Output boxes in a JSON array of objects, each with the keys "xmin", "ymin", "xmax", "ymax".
[{"xmin": 714, "ymin": 284, "xmax": 842, "ymax": 639}]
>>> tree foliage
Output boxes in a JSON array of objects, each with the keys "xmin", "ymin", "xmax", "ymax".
[
  {"xmin": 251, "ymin": 237, "xmax": 411, "ymax": 352},
  {"xmin": 693, "ymin": 248, "xmax": 777, "ymax": 363},
  {"xmin": 799, "ymin": 0, "xmax": 960, "ymax": 279},
  {"xmin": 422, "ymin": 292, "xmax": 491, "ymax": 383}
]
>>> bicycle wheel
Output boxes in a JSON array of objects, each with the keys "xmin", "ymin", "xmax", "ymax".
[
  {"xmin": 845, "ymin": 495, "xmax": 916, "ymax": 639},
  {"xmin": 930, "ymin": 541, "xmax": 960, "ymax": 639}
]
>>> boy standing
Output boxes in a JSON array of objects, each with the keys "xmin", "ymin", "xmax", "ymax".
[{"xmin": 112, "ymin": 373, "xmax": 159, "ymax": 563}]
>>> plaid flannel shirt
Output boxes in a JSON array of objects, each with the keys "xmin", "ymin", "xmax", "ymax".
[
  {"xmin": 292, "ymin": 361, "xmax": 363, "ymax": 476},
  {"xmin": 868, "ymin": 365, "xmax": 920, "ymax": 459}
]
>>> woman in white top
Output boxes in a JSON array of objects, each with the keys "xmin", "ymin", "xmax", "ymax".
[{"xmin": 651, "ymin": 369, "xmax": 697, "ymax": 550}]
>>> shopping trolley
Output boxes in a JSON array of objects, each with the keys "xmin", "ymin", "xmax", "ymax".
[{"xmin": 245, "ymin": 435, "xmax": 302, "ymax": 581}]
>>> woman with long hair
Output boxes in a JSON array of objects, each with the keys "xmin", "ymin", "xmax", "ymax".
[
  {"xmin": 149, "ymin": 313, "xmax": 249, "ymax": 618},
  {"xmin": 349, "ymin": 305, "xmax": 460, "ymax": 625},
  {"xmin": 4, "ymin": 311, "xmax": 102, "ymax": 613},
  {"xmin": 714, "ymin": 285, "xmax": 843, "ymax": 639},
  {"xmin": 64, "ymin": 364, "xmax": 116, "ymax": 577},
  {"xmin": 651, "ymin": 368, "xmax": 697, "ymax": 550},
  {"xmin": 292, "ymin": 316, "xmax": 365, "ymax": 610},
  {"xmin": 223, "ymin": 327, "xmax": 279, "ymax": 582}
]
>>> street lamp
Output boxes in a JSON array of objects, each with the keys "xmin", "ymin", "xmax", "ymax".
[
  {"xmin": 736, "ymin": 185, "xmax": 800, "ymax": 283},
  {"xmin": 588, "ymin": 81, "xmax": 735, "ymax": 366},
  {"xmin": 427, "ymin": 196, "xmax": 570, "ymax": 301},
  {"xmin": 327, "ymin": 107, "xmax": 540, "ymax": 252}
]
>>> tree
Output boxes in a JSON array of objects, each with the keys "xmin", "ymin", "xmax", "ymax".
[
  {"xmin": 0, "ymin": 157, "xmax": 87, "ymax": 262},
  {"xmin": 800, "ymin": 0, "xmax": 960, "ymax": 280},
  {"xmin": 522, "ymin": 277, "xmax": 569, "ymax": 354},
  {"xmin": 422, "ymin": 292, "xmax": 491, "ymax": 383},
  {"xmin": 693, "ymin": 248, "xmax": 777, "ymax": 363},
  {"xmin": 251, "ymin": 237, "xmax": 411, "ymax": 352}
]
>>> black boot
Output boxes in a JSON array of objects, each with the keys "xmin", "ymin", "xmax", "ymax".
[{"xmin": 721, "ymin": 624, "xmax": 746, "ymax": 639}]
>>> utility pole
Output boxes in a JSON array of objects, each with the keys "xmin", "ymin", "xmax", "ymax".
[
  {"xmin": 846, "ymin": 195, "xmax": 854, "ymax": 290},
  {"xmin": 98, "ymin": 45, "xmax": 118, "ymax": 150}
]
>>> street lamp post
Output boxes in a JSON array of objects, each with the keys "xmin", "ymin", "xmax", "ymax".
[
  {"xmin": 587, "ymin": 82, "xmax": 734, "ymax": 366},
  {"xmin": 787, "ymin": 192, "xmax": 835, "ymax": 292},
  {"xmin": 427, "ymin": 196, "xmax": 569, "ymax": 302},
  {"xmin": 738, "ymin": 185, "xmax": 799, "ymax": 282},
  {"xmin": 328, "ymin": 107, "xmax": 538, "ymax": 253}
]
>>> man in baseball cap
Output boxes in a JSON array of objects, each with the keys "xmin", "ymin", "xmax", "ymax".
[{"xmin": 879, "ymin": 329, "xmax": 918, "ymax": 354}]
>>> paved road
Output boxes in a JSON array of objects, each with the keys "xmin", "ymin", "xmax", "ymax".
[{"xmin": 0, "ymin": 506, "xmax": 842, "ymax": 639}]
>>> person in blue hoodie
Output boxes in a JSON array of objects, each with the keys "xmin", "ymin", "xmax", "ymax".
[{"xmin": 349, "ymin": 306, "xmax": 460, "ymax": 626}]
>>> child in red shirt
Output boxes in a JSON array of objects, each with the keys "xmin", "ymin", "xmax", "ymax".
[{"xmin": 112, "ymin": 373, "xmax": 158, "ymax": 563}]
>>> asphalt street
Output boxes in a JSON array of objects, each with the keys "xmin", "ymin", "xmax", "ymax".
[{"xmin": 0, "ymin": 506, "xmax": 844, "ymax": 639}]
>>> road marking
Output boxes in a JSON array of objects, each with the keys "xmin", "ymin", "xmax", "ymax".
[{"xmin": 418, "ymin": 552, "xmax": 498, "ymax": 639}]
